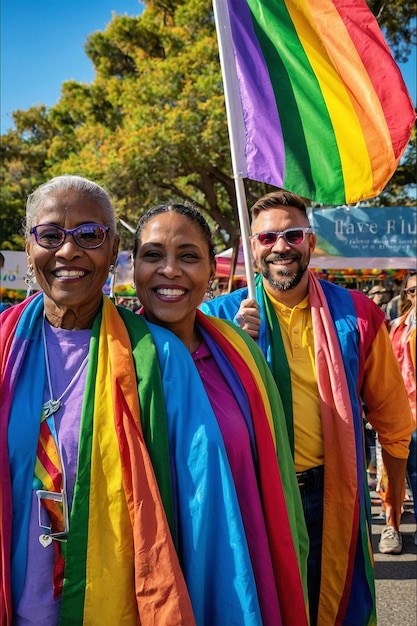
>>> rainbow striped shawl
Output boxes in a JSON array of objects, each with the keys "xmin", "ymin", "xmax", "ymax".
[
  {"xmin": 0, "ymin": 294, "xmax": 194, "ymax": 626},
  {"xmin": 202, "ymin": 274, "xmax": 386, "ymax": 625},
  {"xmin": 139, "ymin": 309, "xmax": 309, "ymax": 625}
]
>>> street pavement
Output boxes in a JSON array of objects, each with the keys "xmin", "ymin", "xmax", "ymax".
[{"xmin": 371, "ymin": 493, "xmax": 417, "ymax": 626}]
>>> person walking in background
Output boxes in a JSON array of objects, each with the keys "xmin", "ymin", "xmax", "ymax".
[
  {"xmin": 376, "ymin": 272, "xmax": 416, "ymax": 533},
  {"xmin": 390, "ymin": 272, "xmax": 416, "ymax": 544},
  {"xmin": 367, "ymin": 285, "xmax": 391, "ymax": 317},
  {"xmin": 385, "ymin": 282, "xmax": 402, "ymax": 321},
  {"xmin": 201, "ymin": 190, "xmax": 414, "ymax": 626},
  {"xmin": 0, "ymin": 175, "xmax": 195, "ymax": 625},
  {"xmin": 133, "ymin": 202, "xmax": 310, "ymax": 626}
]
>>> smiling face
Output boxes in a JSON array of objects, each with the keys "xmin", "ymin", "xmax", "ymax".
[
  {"xmin": 251, "ymin": 205, "xmax": 316, "ymax": 305},
  {"xmin": 134, "ymin": 211, "xmax": 215, "ymax": 344},
  {"xmin": 26, "ymin": 189, "xmax": 119, "ymax": 328}
]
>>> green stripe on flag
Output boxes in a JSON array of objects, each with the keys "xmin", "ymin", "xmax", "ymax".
[
  {"xmin": 248, "ymin": 0, "xmax": 343, "ymax": 199},
  {"xmin": 59, "ymin": 312, "xmax": 100, "ymax": 625}
]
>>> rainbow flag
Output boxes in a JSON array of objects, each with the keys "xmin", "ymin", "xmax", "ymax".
[{"xmin": 213, "ymin": 0, "xmax": 416, "ymax": 204}]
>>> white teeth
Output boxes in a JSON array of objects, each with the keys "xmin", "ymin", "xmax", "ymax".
[
  {"xmin": 54, "ymin": 270, "xmax": 85, "ymax": 278},
  {"xmin": 271, "ymin": 258, "xmax": 293, "ymax": 264},
  {"xmin": 156, "ymin": 288, "xmax": 185, "ymax": 297}
]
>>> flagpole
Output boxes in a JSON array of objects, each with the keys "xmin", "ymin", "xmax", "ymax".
[
  {"xmin": 212, "ymin": 0, "xmax": 255, "ymax": 299},
  {"xmin": 118, "ymin": 217, "xmax": 136, "ymax": 234},
  {"xmin": 233, "ymin": 177, "xmax": 255, "ymax": 299}
]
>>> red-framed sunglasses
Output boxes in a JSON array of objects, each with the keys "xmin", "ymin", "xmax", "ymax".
[{"xmin": 251, "ymin": 227, "xmax": 314, "ymax": 248}]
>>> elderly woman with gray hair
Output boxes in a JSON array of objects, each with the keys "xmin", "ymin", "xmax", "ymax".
[{"xmin": 0, "ymin": 175, "xmax": 195, "ymax": 626}]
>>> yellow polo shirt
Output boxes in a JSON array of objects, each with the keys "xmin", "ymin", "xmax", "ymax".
[{"xmin": 268, "ymin": 292, "xmax": 324, "ymax": 472}]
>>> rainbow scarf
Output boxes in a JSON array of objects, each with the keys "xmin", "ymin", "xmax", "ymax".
[
  {"xmin": 197, "ymin": 311, "xmax": 310, "ymax": 625},
  {"xmin": 0, "ymin": 294, "xmax": 194, "ymax": 626},
  {"xmin": 140, "ymin": 309, "xmax": 309, "ymax": 625},
  {"xmin": 35, "ymin": 409, "xmax": 67, "ymax": 598},
  {"xmin": 201, "ymin": 273, "xmax": 386, "ymax": 625},
  {"xmin": 217, "ymin": 0, "xmax": 415, "ymax": 204}
]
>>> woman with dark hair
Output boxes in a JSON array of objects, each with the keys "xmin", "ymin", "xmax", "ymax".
[{"xmin": 133, "ymin": 202, "xmax": 309, "ymax": 626}]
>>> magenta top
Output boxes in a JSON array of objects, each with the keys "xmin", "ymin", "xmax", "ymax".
[{"xmin": 192, "ymin": 338, "xmax": 281, "ymax": 625}]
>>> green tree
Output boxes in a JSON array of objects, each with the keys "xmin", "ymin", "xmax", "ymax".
[
  {"xmin": 373, "ymin": 127, "xmax": 416, "ymax": 206},
  {"xmin": 46, "ymin": 0, "xmax": 258, "ymax": 250},
  {"xmin": 368, "ymin": 0, "xmax": 417, "ymax": 63},
  {"xmin": 0, "ymin": 106, "xmax": 56, "ymax": 249}
]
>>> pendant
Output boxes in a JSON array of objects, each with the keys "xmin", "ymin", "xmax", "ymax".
[
  {"xmin": 39, "ymin": 534, "xmax": 53, "ymax": 547},
  {"xmin": 42, "ymin": 399, "xmax": 62, "ymax": 418}
]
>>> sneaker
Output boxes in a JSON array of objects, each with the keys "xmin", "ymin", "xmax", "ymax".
[{"xmin": 378, "ymin": 526, "xmax": 402, "ymax": 554}]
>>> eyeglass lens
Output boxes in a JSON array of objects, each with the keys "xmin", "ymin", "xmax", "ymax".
[
  {"xmin": 33, "ymin": 224, "xmax": 108, "ymax": 249},
  {"xmin": 256, "ymin": 228, "xmax": 309, "ymax": 247}
]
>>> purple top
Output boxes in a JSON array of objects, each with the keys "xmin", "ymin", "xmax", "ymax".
[
  {"xmin": 15, "ymin": 323, "xmax": 90, "ymax": 625},
  {"xmin": 192, "ymin": 339, "xmax": 282, "ymax": 624}
]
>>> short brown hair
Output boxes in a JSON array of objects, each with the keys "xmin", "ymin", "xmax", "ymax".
[{"xmin": 250, "ymin": 190, "xmax": 307, "ymax": 223}]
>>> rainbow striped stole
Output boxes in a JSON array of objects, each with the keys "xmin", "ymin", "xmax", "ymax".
[
  {"xmin": 221, "ymin": 0, "xmax": 415, "ymax": 204},
  {"xmin": 34, "ymin": 410, "xmax": 66, "ymax": 598},
  {"xmin": 1, "ymin": 295, "xmax": 195, "ymax": 626},
  {"xmin": 196, "ymin": 310, "xmax": 309, "ymax": 626},
  {"xmin": 200, "ymin": 276, "xmax": 383, "ymax": 623},
  {"xmin": 261, "ymin": 277, "xmax": 377, "ymax": 625},
  {"xmin": 34, "ymin": 412, "xmax": 64, "ymax": 532}
]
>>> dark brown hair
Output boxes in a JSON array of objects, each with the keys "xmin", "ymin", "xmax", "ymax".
[
  {"xmin": 250, "ymin": 190, "xmax": 308, "ymax": 223},
  {"xmin": 400, "ymin": 271, "xmax": 416, "ymax": 315}
]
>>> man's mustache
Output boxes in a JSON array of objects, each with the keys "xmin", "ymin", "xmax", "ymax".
[{"xmin": 265, "ymin": 253, "xmax": 298, "ymax": 263}]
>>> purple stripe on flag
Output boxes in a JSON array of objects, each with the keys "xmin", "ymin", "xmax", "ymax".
[{"xmin": 227, "ymin": 0, "xmax": 285, "ymax": 187}]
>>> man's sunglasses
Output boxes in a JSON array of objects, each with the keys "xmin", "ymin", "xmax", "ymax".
[
  {"xmin": 404, "ymin": 286, "xmax": 416, "ymax": 296},
  {"xmin": 31, "ymin": 223, "xmax": 110, "ymax": 250},
  {"xmin": 251, "ymin": 227, "xmax": 314, "ymax": 248}
]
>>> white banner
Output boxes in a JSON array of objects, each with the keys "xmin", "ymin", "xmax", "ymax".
[{"xmin": 1, "ymin": 250, "xmax": 38, "ymax": 293}]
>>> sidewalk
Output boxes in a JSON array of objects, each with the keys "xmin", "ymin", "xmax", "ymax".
[{"xmin": 371, "ymin": 492, "xmax": 417, "ymax": 626}]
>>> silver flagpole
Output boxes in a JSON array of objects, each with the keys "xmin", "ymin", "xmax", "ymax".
[{"xmin": 212, "ymin": 0, "xmax": 255, "ymax": 299}]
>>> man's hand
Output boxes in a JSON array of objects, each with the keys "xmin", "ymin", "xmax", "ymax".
[{"xmin": 234, "ymin": 299, "xmax": 261, "ymax": 339}]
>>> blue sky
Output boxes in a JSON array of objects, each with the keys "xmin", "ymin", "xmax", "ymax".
[
  {"xmin": 0, "ymin": 0, "xmax": 143, "ymax": 133},
  {"xmin": 1, "ymin": 0, "xmax": 416, "ymax": 135}
]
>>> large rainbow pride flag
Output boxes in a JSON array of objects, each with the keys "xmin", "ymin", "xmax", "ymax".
[{"xmin": 214, "ymin": 0, "xmax": 415, "ymax": 204}]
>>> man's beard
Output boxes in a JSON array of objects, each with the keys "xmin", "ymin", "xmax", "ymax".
[{"xmin": 261, "ymin": 254, "xmax": 309, "ymax": 291}]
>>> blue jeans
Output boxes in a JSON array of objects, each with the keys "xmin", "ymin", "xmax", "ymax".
[
  {"xmin": 299, "ymin": 482, "xmax": 324, "ymax": 626},
  {"xmin": 407, "ymin": 428, "xmax": 417, "ymax": 520}
]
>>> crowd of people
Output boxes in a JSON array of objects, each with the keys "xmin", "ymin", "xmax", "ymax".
[
  {"xmin": 1, "ymin": 175, "xmax": 415, "ymax": 626},
  {"xmin": 366, "ymin": 281, "xmax": 410, "ymax": 322}
]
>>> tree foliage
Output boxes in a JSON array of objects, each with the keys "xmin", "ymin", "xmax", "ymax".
[
  {"xmin": 368, "ymin": 0, "xmax": 417, "ymax": 63},
  {"xmin": 1, "ymin": 0, "xmax": 415, "ymax": 252},
  {"xmin": 0, "ymin": 106, "xmax": 56, "ymax": 249}
]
